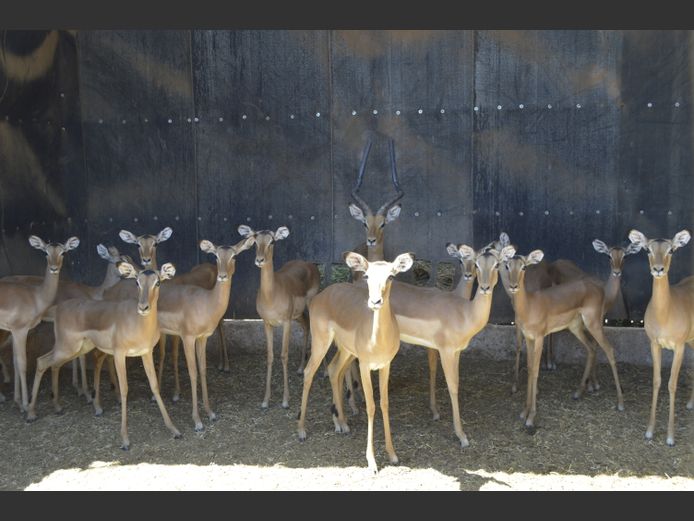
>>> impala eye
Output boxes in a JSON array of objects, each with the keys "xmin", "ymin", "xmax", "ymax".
[
  {"xmin": 379, "ymin": 223, "xmax": 385, "ymax": 229},
  {"xmin": 362, "ymin": 275, "xmax": 369, "ymax": 280},
  {"xmin": 363, "ymin": 223, "xmax": 368, "ymax": 228},
  {"xmin": 155, "ymin": 280, "xmax": 161, "ymax": 287}
]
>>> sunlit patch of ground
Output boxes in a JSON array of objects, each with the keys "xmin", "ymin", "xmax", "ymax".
[{"xmin": 25, "ymin": 462, "xmax": 693, "ymax": 491}]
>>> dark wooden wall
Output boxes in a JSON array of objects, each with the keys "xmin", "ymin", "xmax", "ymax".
[{"xmin": 1, "ymin": 30, "xmax": 692, "ymax": 319}]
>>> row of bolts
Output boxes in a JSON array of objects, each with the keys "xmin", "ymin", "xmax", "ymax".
[{"xmin": 2, "ymin": 101, "xmax": 685, "ymax": 130}]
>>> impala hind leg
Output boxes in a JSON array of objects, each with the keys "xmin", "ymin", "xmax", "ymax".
[
  {"xmin": 440, "ymin": 349, "xmax": 468, "ymax": 447},
  {"xmin": 297, "ymin": 327, "xmax": 334, "ymax": 441},
  {"xmin": 92, "ymin": 351, "xmax": 109, "ymax": 416},
  {"xmin": 171, "ymin": 335, "xmax": 181, "ymax": 402},
  {"xmin": 262, "ymin": 321, "xmax": 274, "ymax": 409},
  {"xmin": 12, "ymin": 328, "xmax": 29, "ymax": 412},
  {"xmin": 296, "ymin": 312, "xmax": 310, "ymax": 375},
  {"xmin": 27, "ymin": 342, "xmax": 81, "ymax": 421},
  {"xmin": 196, "ymin": 336, "xmax": 216, "ymax": 422},
  {"xmin": 79, "ymin": 354, "xmax": 90, "ymax": 402},
  {"xmin": 156, "ymin": 333, "xmax": 167, "ymax": 396},
  {"xmin": 524, "ymin": 336, "xmax": 545, "ymax": 428},
  {"xmin": 327, "ymin": 348, "xmax": 354, "ymax": 433},
  {"xmin": 141, "ymin": 351, "xmax": 181, "ymax": 442},
  {"xmin": 568, "ymin": 322, "xmax": 597, "ymax": 400},
  {"xmin": 665, "ymin": 344, "xmax": 685, "ymax": 446},
  {"xmin": 512, "ymin": 323, "xmax": 523, "ymax": 394},
  {"xmin": 215, "ymin": 320, "xmax": 230, "ymax": 373},
  {"xmin": 427, "ymin": 348, "xmax": 440, "ymax": 420},
  {"xmin": 583, "ymin": 318, "xmax": 624, "ymax": 411}
]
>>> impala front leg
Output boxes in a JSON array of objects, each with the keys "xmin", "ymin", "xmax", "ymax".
[
  {"xmin": 262, "ymin": 321, "xmax": 274, "ymax": 409},
  {"xmin": 358, "ymin": 361, "xmax": 378, "ymax": 474},
  {"xmin": 196, "ymin": 336, "xmax": 216, "ymax": 422},
  {"xmin": 327, "ymin": 348, "xmax": 353, "ymax": 433},
  {"xmin": 12, "ymin": 328, "xmax": 29, "ymax": 412},
  {"xmin": 280, "ymin": 321, "xmax": 291, "ymax": 408},
  {"xmin": 181, "ymin": 335, "xmax": 203, "ymax": 431},
  {"xmin": 142, "ymin": 351, "xmax": 182, "ymax": 442},
  {"xmin": 216, "ymin": 320, "xmax": 230, "ymax": 373},
  {"xmin": 113, "ymin": 352, "xmax": 130, "ymax": 450},
  {"xmin": 525, "ymin": 336, "xmax": 545, "ymax": 428},
  {"xmin": 439, "ymin": 349, "xmax": 468, "ymax": 448},
  {"xmin": 379, "ymin": 363, "xmax": 398, "ymax": 465},
  {"xmin": 646, "ymin": 340, "xmax": 662, "ymax": 441}
]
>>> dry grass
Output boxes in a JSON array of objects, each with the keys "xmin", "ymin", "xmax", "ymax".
[{"xmin": 1, "ymin": 344, "xmax": 692, "ymax": 490}]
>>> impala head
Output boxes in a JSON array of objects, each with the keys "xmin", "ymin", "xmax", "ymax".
[
  {"xmin": 238, "ymin": 225, "xmax": 289, "ymax": 268},
  {"xmin": 446, "ymin": 242, "xmax": 476, "ymax": 281},
  {"xmin": 119, "ymin": 227, "xmax": 172, "ymax": 268},
  {"xmin": 628, "ymin": 229, "xmax": 691, "ymax": 279},
  {"xmin": 504, "ymin": 247, "xmax": 543, "ymax": 294},
  {"xmin": 592, "ymin": 238, "xmax": 641, "ymax": 277},
  {"xmin": 348, "ymin": 139, "xmax": 404, "ymax": 248},
  {"xmin": 200, "ymin": 237, "xmax": 255, "ymax": 281},
  {"xmin": 29, "ymin": 235, "xmax": 80, "ymax": 274},
  {"xmin": 344, "ymin": 251, "xmax": 414, "ymax": 310},
  {"xmin": 472, "ymin": 245, "xmax": 513, "ymax": 295},
  {"xmin": 117, "ymin": 261, "xmax": 176, "ymax": 316}
]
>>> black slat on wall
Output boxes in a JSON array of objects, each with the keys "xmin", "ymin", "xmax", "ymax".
[
  {"xmin": 192, "ymin": 30, "xmax": 332, "ymax": 317},
  {"xmin": 3, "ymin": 29, "xmax": 693, "ymax": 320},
  {"xmin": 77, "ymin": 30, "xmax": 198, "ymax": 280},
  {"xmin": 0, "ymin": 30, "xmax": 87, "ymax": 281},
  {"xmin": 617, "ymin": 30, "xmax": 694, "ymax": 319},
  {"xmin": 330, "ymin": 30, "xmax": 475, "ymax": 265},
  {"xmin": 474, "ymin": 30, "xmax": 623, "ymax": 321}
]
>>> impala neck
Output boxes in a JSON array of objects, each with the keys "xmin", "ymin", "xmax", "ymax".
[
  {"xmin": 211, "ymin": 273, "xmax": 233, "ymax": 313},
  {"xmin": 512, "ymin": 279, "xmax": 531, "ymax": 325},
  {"xmin": 603, "ymin": 271, "xmax": 621, "ymax": 311},
  {"xmin": 259, "ymin": 249, "xmax": 276, "ymax": 302},
  {"xmin": 650, "ymin": 274, "xmax": 672, "ymax": 324},
  {"xmin": 37, "ymin": 263, "xmax": 61, "ymax": 312},
  {"xmin": 370, "ymin": 283, "xmax": 396, "ymax": 344},
  {"xmin": 453, "ymin": 275, "xmax": 474, "ymax": 299},
  {"xmin": 467, "ymin": 283, "xmax": 495, "ymax": 334},
  {"xmin": 367, "ymin": 240, "xmax": 384, "ymax": 262},
  {"xmin": 95, "ymin": 264, "xmax": 122, "ymax": 298}
]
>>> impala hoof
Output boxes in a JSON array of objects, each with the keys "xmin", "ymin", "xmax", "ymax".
[
  {"xmin": 194, "ymin": 423, "xmax": 204, "ymax": 432},
  {"xmin": 94, "ymin": 408, "xmax": 103, "ymax": 417},
  {"xmin": 389, "ymin": 454, "xmax": 400, "ymax": 465},
  {"xmin": 26, "ymin": 413, "xmax": 37, "ymax": 423},
  {"xmin": 645, "ymin": 429, "xmax": 654, "ymax": 440},
  {"xmin": 55, "ymin": 407, "xmax": 64, "ymax": 416},
  {"xmin": 666, "ymin": 437, "xmax": 675, "ymax": 447},
  {"xmin": 281, "ymin": 401, "xmax": 289, "ymax": 409},
  {"xmin": 459, "ymin": 436, "xmax": 470, "ymax": 448},
  {"xmin": 121, "ymin": 444, "xmax": 130, "ymax": 451},
  {"xmin": 150, "ymin": 395, "xmax": 157, "ymax": 403},
  {"xmin": 172, "ymin": 394, "xmax": 180, "ymax": 403},
  {"xmin": 223, "ymin": 367, "xmax": 231, "ymax": 374},
  {"xmin": 616, "ymin": 403, "xmax": 625, "ymax": 412},
  {"xmin": 572, "ymin": 391, "xmax": 581, "ymax": 400},
  {"xmin": 296, "ymin": 368, "xmax": 304, "ymax": 375},
  {"xmin": 432, "ymin": 412, "xmax": 440, "ymax": 421},
  {"xmin": 261, "ymin": 401, "xmax": 269, "ymax": 409},
  {"xmin": 298, "ymin": 430, "xmax": 307, "ymax": 442},
  {"xmin": 686, "ymin": 401, "xmax": 693, "ymax": 410},
  {"xmin": 173, "ymin": 431, "xmax": 183, "ymax": 440},
  {"xmin": 510, "ymin": 386, "xmax": 518, "ymax": 395},
  {"xmin": 209, "ymin": 412, "xmax": 218, "ymax": 422},
  {"xmin": 368, "ymin": 463, "xmax": 378, "ymax": 475}
]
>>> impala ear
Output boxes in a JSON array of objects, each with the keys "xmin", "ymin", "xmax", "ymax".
[
  {"xmin": 232, "ymin": 236, "xmax": 255, "ymax": 255},
  {"xmin": 119, "ymin": 229, "xmax": 139, "ymax": 244},
  {"xmin": 526, "ymin": 250, "xmax": 544, "ymax": 265},
  {"xmin": 238, "ymin": 224, "xmax": 254, "ymax": 238},
  {"xmin": 159, "ymin": 263, "xmax": 176, "ymax": 280},
  {"xmin": 116, "ymin": 261, "xmax": 138, "ymax": 279},
  {"xmin": 392, "ymin": 252, "xmax": 414, "ymax": 273},
  {"xmin": 500, "ymin": 245, "xmax": 516, "ymax": 262},
  {"xmin": 156, "ymin": 227, "xmax": 173, "ymax": 244},
  {"xmin": 274, "ymin": 226, "xmax": 290, "ymax": 241},
  {"xmin": 344, "ymin": 251, "xmax": 368, "ymax": 273},
  {"xmin": 628, "ymin": 229, "xmax": 648, "ymax": 250},
  {"xmin": 592, "ymin": 239, "xmax": 610, "ymax": 256},
  {"xmin": 28, "ymin": 235, "xmax": 48, "ymax": 252},
  {"xmin": 499, "ymin": 232, "xmax": 511, "ymax": 248},
  {"xmin": 348, "ymin": 203, "xmax": 367, "ymax": 224},
  {"xmin": 671, "ymin": 230, "xmax": 691, "ymax": 251},
  {"xmin": 199, "ymin": 240, "xmax": 216, "ymax": 255},
  {"xmin": 63, "ymin": 237, "xmax": 80, "ymax": 251},
  {"xmin": 97, "ymin": 244, "xmax": 113, "ymax": 261},
  {"xmin": 385, "ymin": 203, "xmax": 402, "ymax": 224},
  {"xmin": 458, "ymin": 245, "xmax": 475, "ymax": 261},
  {"xmin": 625, "ymin": 241, "xmax": 642, "ymax": 256},
  {"xmin": 446, "ymin": 242, "xmax": 460, "ymax": 259}
]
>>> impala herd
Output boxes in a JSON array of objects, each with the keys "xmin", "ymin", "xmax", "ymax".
[{"xmin": 0, "ymin": 139, "xmax": 692, "ymax": 473}]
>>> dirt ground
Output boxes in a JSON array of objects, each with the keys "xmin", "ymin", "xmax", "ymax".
[{"xmin": 1, "ymin": 342, "xmax": 692, "ymax": 491}]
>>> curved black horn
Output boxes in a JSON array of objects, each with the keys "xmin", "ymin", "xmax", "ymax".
[
  {"xmin": 351, "ymin": 139, "xmax": 372, "ymax": 212},
  {"xmin": 377, "ymin": 139, "xmax": 405, "ymax": 215}
]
